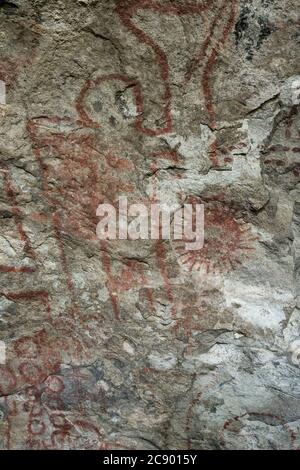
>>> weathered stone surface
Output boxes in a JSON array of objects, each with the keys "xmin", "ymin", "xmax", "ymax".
[{"xmin": 0, "ymin": 0, "xmax": 299, "ymax": 450}]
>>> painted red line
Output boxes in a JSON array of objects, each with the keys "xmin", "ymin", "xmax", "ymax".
[
  {"xmin": 1, "ymin": 167, "xmax": 36, "ymax": 259},
  {"xmin": 0, "ymin": 290, "xmax": 51, "ymax": 320},
  {"xmin": 0, "ymin": 266, "xmax": 36, "ymax": 273}
]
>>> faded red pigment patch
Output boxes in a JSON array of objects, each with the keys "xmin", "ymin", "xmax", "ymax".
[
  {"xmin": 0, "ymin": 163, "xmax": 66, "ymax": 421},
  {"xmin": 108, "ymin": 259, "xmax": 149, "ymax": 292},
  {"xmin": 27, "ymin": 74, "xmax": 142, "ymax": 322},
  {"xmin": 173, "ymin": 195, "xmax": 257, "ymax": 275},
  {"xmin": 0, "ymin": 32, "xmax": 40, "ymax": 88},
  {"xmin": 27, "ymin": 112, "xmax": 136, "ymax": 321},
  {"xmin": 0, "ymin": 164, "xmax": 69, "ymax": 439},
  {"xmin": 50, "ymin": 418, "xmax": 104, "ymax": 450},
  {"xmin": 0, "ymin": 59, "xmax": 20, "ymax": 87},
  {"xmin": 0, "ymin": 166, "xmax": 37, "ymax": 271},
  {"xmin": 26, "ymin": 74, "xmax": 187, "ymax": 322},
  {"xmin": 263, "ymin": 106, "xmax": 300, "ymax": 180},
  {"xmin": 0, "ymin": 17, "xmax": 42, "ymax": 88},
  {"xmin": 27, "ymin": 117, "xmax": 135, "ymax": 242},
  {"xmin": 0, "ymin": 55, "xmax": 38, "ymax": 88},
  {"xmin": 220, "ymin": 412, "xmax": 298, "ymax": 450},
  {"xmin": 1, "ymin": 151, "xmax": 83, "ymax": 329}
]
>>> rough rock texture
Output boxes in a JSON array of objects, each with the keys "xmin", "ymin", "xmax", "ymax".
[{"xmin": 0, "ymin": 0, "xmax": 299, "ymax": 450}]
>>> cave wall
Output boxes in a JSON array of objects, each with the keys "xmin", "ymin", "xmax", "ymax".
[{"xmin": 0, "ymin": 0, "xmax": 299, "ymax": 450}]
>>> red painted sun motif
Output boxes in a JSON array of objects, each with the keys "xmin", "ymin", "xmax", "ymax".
[{"xmin": 173, "ymin": 198, "xmax": 257, "ymax": 274}]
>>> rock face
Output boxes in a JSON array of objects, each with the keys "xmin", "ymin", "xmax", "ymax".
[{"xmin": 0, "ymin": 0, "xmax": 299, "ymax": 450}]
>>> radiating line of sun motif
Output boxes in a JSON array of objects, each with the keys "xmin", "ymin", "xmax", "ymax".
[{"xmin": 173, "ymin": 199, "xmax": 257, "ymax": 274}]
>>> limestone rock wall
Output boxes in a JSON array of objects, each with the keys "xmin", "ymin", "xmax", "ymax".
[{"xmin": 0, "ymin": 0, "xmax": 299, "ymax": 450}]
